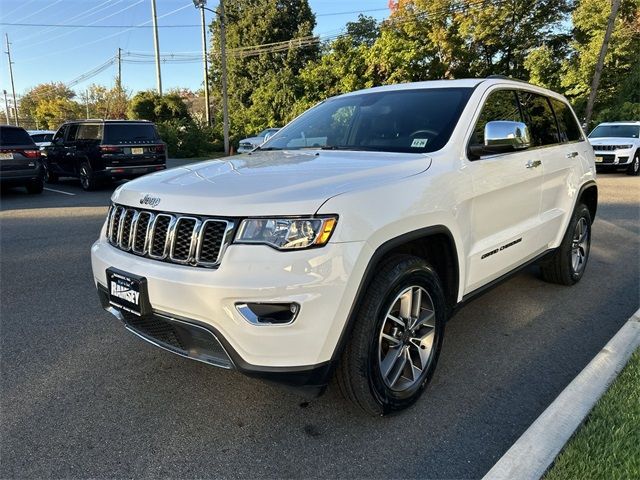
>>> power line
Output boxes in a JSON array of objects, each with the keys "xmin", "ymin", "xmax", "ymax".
[{"xmin": 1, "ymin": 22, "xmax": 201, "ymax": 28}]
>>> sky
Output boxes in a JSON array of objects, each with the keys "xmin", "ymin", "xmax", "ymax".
[{"xmin": 0, "ymin": 0, "xmax": 391, "ymax": 99}]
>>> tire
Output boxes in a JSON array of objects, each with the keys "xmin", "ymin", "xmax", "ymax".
[
  {"xmin": 44, "ymin": 167, "xmax": 58, "ymax": 184},
  {"xmin": 626, "ymin": 150, "xmax": 640, "ymax": 176},
  {"xmin": 25, "ymin": 177, "xmax": 44, "ymax": 194},
  {"xmin": 336, "ymin": 255, "xmax": 447, "ymax": 416},
  {"xmin": 79, "ymin": 162, "xmax": 97, "ymax": 191},
  {"xmin": 539, "ymin": 203, "xmax": 591, "ymax": 285}
]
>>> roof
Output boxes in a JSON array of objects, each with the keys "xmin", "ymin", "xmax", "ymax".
[
  {"xmin": 335, "ymin": 77, "xmax": 561, "ymax": 99},
  {"xmin": 61, "ymin": 119, "xmax": 153, "ymax": 124},
  {"xmin": 596, "ymin": 121, "xmax": 640, "ymax": 126},
  {"xmin": 27, "ymin": 129, "xmax": 56, "ymax": 134}
]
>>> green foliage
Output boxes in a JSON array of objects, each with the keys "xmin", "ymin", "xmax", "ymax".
[
  {"xmin": 20, "ymin": 82, "xmax": 80, "ymax": 129},
  {"xmin": 156, "ymin": 119, "xmax": 222, "ymax": 158},
  {"xmin": 544, "ymin": 349, "xmax": 640, "ymax": 480},
  {"xmin": 127, "ymin": 90, "xmax": 190, "ymax": 123},
  {"xmin": 209, "ymin": 0, "xmax": 318, "ymax": 139},
  {"xmin": 86, "ymin": 83, "xmax": 130, "ymax": 119}
]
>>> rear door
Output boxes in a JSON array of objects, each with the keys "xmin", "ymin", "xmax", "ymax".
[
  {"xmin": 465, "ymin": 88, "xmax": 545, "ymax": 292},
  {"xmin": 534, "ymin": 96, "xmax": 590, "ymax": 247}
]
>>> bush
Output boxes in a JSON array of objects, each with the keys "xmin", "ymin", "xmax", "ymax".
[{"xmin": 157, "ymin": 119, "xmax": 223, "ymax": 158}]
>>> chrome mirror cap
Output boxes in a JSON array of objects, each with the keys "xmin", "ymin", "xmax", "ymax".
[{"xmin": 485, "ymin": 120, "xmax": 531, "ymax": 150}]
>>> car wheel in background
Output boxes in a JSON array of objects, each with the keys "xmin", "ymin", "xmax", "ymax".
[
  {"xmin": 337, "ymin": 255, "xmax": 446, "ymax": 416},
  {"xmin": 44, "ymin": 167, "xmax": 58, "ymax": 183},
  {"xmin": 539, "ymin": 203, "xmax": 592, "ymax": 285},
  {"xmin": 25, "ymin": 177, "xmax": 44, "ymax": 194},
  {"xmin": 626, "ymin": 151, "xmax": 640, "ymax": 176},
  {"xmin": 79, "ymin": 162, "xmax": 97, "ymax": 191}
]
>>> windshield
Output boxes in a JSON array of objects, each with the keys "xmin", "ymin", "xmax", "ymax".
[
  {"xmin": 103, "ymin": 124, "xmax": 159, "ymax": 144},
  {"xmin": 30, "ymin": 133, "xmax": 54, "ymax": 143},
  {"xmin": 589, "ymin": 124, "xmax": 640, "ymax": 139},
  {"xmin": 260, "ymin": 87, "xmax": 473, "ymax": 154}
]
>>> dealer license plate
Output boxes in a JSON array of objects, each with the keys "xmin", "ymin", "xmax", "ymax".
[
  {"xmin": 132, "ymin": 147, "xmax": 144, "ymax": 155},
  {"xmin": 106, "ymin": 268, "xmax": 150, "ymax": 316}
]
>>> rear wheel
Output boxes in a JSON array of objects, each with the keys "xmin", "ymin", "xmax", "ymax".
[
  {"xmin": 626, "ymin": 151, "xmax": 640, "ymax": 176},
  {"xmin": 25, "ymin": 177, "xmax": 44, "ymax": 194},
  {"xmin": 336, "ymin": 255, "xmax": 446, "ymax": 416},
  {"xmin": 539, "ymin": 203, "xmax": 591, "ymax": 285},
  {"xmin": 79, "ymin": 162, "xmax": 97, "ymax": 191}
]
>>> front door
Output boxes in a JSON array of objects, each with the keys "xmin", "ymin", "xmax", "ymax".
[{"xmin": 465, "ymin": 88, "xmax": 545, "ymax": 292}]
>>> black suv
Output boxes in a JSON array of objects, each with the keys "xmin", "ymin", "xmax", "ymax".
[
  {"xmin": 0, "ymin": 125, "xmax": 44, "ymax": 194},
  {"xmin": 43, "ymin": 120, "xmax": 167, "ymax": 191}
]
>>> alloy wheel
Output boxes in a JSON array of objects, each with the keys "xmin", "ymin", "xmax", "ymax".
[
  {"xmin": 571, "ymin": 217, "xmax": 589, "ymax": 274},
  {"xmin": 80, "ymin": 166, "xmax": 89, "ymax": 189},
  {"xmin": 378, "ymin": 285, "xmax": 436, "ymax": 392}
]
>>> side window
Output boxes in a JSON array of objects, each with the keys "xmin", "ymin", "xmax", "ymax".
[
  {"xmin": 53, "ymin": 125, "xmax": 67, "ymax": 143},
  {"xmin": 66, "ymin": 124, "xmax": 80, "ymax": 142},
  {"xmin": 550, "ymin": 98, "xmax": 582, "ymax": 142},
  {"xmin": 518, "ymin": 92, "xmax": 560, "ymax": 146},
  {"xmin": 76, "ymin": 124, "xmax": 102, "ymax": 141},
  {"xmin": 471, "ymin": 90, "xmax": 523, "ymax": 145}
]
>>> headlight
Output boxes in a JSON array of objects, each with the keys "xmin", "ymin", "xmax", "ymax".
[
  {"xmin": 619, "ymin": 144, "xmax": 633, "ymax": 149},
  {"xmin": 235, "ymin": 216, "xmax": 337, "ymax": 250}
]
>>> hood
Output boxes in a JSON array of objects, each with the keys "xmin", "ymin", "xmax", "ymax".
[
  {"xmin": 112, "ymin": 150, "xmax": 431, "ymax": 216},
  {"xmin": 239, "ymin": 136, "xmax": 263, "ymax": 145},
  {"xmin": 589, "ymin": 137, "xmax": 636, "ymax": 146}
]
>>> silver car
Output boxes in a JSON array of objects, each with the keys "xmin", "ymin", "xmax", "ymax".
[
  {"xmin": 237, "ymin": 128, "xmax": 280, "ymax": 153},
  {"xmin": 27, "ymin": 130, "xmax": 56, "ymax": 149}
]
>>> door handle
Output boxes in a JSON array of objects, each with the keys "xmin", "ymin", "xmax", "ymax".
[
  {"xmin": 566, "ymin": 151, "xmax": 579, "ymax": 158},
  {"xmin": 525, "ymin": 160, "xmax": 541, "ymax": 169}
]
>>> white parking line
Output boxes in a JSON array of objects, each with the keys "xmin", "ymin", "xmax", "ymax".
[
  {"xmin": 483, "ymin": 308, "xmax": 640, "ymax": 480},
  {"xmin": 44, "ymin": 187, "xmax": 76, "ymax": 196}
]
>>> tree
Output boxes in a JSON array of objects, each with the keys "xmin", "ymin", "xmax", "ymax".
[
  {"xmin": 209, "ymin": 0, "xmax": 319, "ymax": 140},
  {"xmin": 127, "ymin": 90, "xmax": 190, "ymax": 123},
  {"xmin": 20, "ymin": 82, "xmax": 79, "ymax": 128},
  {"xmin": 86, "ymin": 83, "xmax": 131, "ymax": 119},
  {"xmin": 561, "ymin": 0, "xmax": 639, "ymax": 123}
]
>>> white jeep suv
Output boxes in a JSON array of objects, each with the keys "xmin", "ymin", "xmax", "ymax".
[
  {"xmin": 588, "ymin": 121, "xmax": 640, "ymax": 176},
  {"xmin": 91, "ymin": 78, "xmax": 597, "ymax": 415}
]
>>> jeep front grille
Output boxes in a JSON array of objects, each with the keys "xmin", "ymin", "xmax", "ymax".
[{"xmin": 106, "ymin": 204, "xmax": 234, "ymax": 268}]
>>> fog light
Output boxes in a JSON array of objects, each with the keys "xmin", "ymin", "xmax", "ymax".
[{"xmin": 236, "ymin": 302, "xmax": 299, "ymax": 325}]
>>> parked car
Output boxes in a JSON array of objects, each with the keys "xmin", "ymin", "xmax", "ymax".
[
  {"xmin": 91, "ymin": 78, "xmax": 597, "ymax": 415},
  {"xmin": 27, "ymin": 129, "xmax": 56, "ymax": 149},
  {"xmin": 42, "ymin": 120, "xmax": 167, "ymax": 191},
  {"xmin": 588, "ymin": 121, "xmax": 640, "ymax": 176},
  {"xmin": 0, "ymin": 125, "xmax": 44, "ymax": 194},
  {"xmin": 237, "ymin": 127, "xmax": 280, "ymax": 153}
]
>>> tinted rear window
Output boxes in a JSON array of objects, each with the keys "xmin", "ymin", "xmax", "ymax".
[
  {"xmin": 103, "ymin": 124, "xmax": 159, "ymax": 144},
  {"xmin": 0, "ymin": 127, "xmax": 36, "ymax": 147},
  {"xmin": 30, "ymin": 133, "xmax": 54, "ymax": 143},
  {"xmin": 550, "ymin": 99, "xmax": 582, "ymax": 142}
]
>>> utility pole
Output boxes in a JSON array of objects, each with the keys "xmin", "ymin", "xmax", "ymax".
[
  {"xmin": 150, "ymin": 0, "xmax": 163, "ymax": 95},
  {"xmin": 117, "ymin": 47, "xmax": 122, "ymax": 88},
  {"xmin": 584, "ymin": 0, "xmax": 622, "ymax": 130},
  {"xmin": 219, "ymin": 0, "xmax": 230, "ymax": 155},
  {"xmin": 3, "ymin": 90, "xmax": 9, "ymax": 124},
  {"xmin": 85, "ymin": 89, "xmax": 90, "ymax": 119},
  {"xmin": 4, "ymin": 34, "xmax": 19, "ymax": 126},
  {"xmin": 199, "ymin": 6, "xmax": 211, "ymax": 126}
]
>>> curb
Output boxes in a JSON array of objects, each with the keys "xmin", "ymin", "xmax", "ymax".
[{"xmin": 483, "ymin": 308, "xmax": 640, "ymax": 480}]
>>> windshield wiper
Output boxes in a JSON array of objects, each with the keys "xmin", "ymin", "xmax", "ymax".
[{"xmin": 254, "ymin": 146, "xmax": 282, "ymax": 151}]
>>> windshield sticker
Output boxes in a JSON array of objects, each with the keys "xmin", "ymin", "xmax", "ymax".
[{"xmin": 411, "ymin": 138, "xmax": 429, "ymax": 148}]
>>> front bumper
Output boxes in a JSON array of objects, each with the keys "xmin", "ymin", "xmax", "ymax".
[
  {"xmin": 91, "ymin": 237, "xmax": 369, "ymax": 382},
  {"xmin": 593, "ymin": 149, "xmax": 634, "ymax": 166}
]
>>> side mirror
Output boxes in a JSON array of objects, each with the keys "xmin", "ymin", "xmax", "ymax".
[{"xmin": 469, "ymin": 120, "xmax": 531, "ymax": 159}]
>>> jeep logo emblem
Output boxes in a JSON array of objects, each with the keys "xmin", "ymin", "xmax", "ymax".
[{"xmin": 140, "ymin": 194, "xmax": 161, "ymax": 207}]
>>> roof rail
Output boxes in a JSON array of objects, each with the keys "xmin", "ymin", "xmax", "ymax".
[{"xmin": 485, "ymin": 75, "xmax": 530, "ymax": 84}]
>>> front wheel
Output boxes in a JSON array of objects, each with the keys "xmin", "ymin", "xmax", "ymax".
[
  {"xmin": 336, "ymin": 255, "xmax": 446, "ymax": 416},
  {"xmin": 539, "ymin": 203, "xmax": 592, "ymax": 285},
  {"xmin": 626, "ymin": 151, "xmax": 640, "ymax": 176}
]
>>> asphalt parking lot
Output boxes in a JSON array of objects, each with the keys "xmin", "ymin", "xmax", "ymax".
[{"xmin": 1, "ymin": 161, "xmax": 638, "ymax": 479}]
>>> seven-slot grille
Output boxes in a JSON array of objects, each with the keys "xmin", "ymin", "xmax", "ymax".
[
  {"xmin": 107, "ymin": 204, "xmax": 233, "ymax": 267},
  {"xmin": 593, "ymin": 145, "xmax": 629, "ymax": 151}
]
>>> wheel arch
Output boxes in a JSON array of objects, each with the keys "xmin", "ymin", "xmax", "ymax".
[
  {"xmin": 327, "ymin": 225, "xmax": 461, "ymax": 375},
  {"xmin": 578, "ymin": 181, "xmax": 598, "ymax": 223}
]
